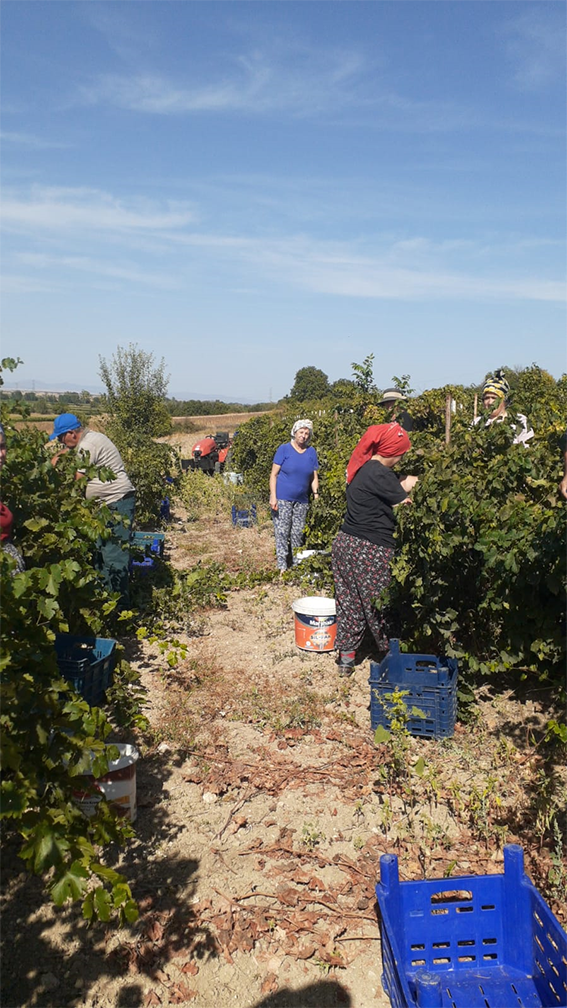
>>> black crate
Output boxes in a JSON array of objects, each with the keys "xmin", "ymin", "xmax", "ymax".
[{"xmin": 54, "ymin": 635, "xmax": 116, "ymax": 706}]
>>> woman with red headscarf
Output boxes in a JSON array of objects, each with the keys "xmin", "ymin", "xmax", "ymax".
[{"xmin": 332, "ymin": 422, "xmax": 418, "ymax": 674}]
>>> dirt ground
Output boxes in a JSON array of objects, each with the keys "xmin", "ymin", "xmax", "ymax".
[{"xmin": 2, "ymin": 490, "xmax": 566, "ymax": 1008}]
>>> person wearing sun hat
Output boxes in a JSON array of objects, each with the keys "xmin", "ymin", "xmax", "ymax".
[
  {"xmin": 379, "ymin": 388, "xmax": 414, "ymax": 433},
  {"xmin": 473, "ymin": 370, "xmax": 534, "ymax": 446},
  {"xmin": 49, "ymin": 414, "xmax": 135, "ymax": 600},
  {"xmin": 331, "ymin": 422, "xmax": 418, "ymax": 674}
]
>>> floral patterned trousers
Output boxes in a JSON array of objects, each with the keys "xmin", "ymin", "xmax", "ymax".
[
  {"xmin": 272, "ymin": 500, "xmax": 309, "ymax": 571},
  {"xmin": 331, "ymin": 530, "xmax": 394, "ymax": 653}
]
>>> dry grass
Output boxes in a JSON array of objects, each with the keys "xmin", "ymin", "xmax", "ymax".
[{"xmin": 152, "ymin": 644, "xmax": 325, "ymax": 750}]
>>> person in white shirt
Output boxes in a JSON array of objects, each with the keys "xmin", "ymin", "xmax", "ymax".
[
  {"xmin": 49, "ymin": 413, "xmax": 135, "ymax": 602},
  {"xmin": 473, "ymin": 371, "xmax": 534, "ymax": 446}
]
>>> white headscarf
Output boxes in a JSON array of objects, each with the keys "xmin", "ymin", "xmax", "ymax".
[{"xmin": 291, "ymin": 419, "xmax": 313, "ymax": 440}]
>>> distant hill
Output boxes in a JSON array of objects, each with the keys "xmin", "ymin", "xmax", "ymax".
[
  {"xmin": 2, "ymin": 381, "xmax": 104, "ymax": 394},
  {"xmin": 2, "ymin": 380, "xmax": 260, "ymax": 404}
]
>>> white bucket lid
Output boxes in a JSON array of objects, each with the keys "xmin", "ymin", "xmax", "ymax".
[
  {"xmin": 292, "ymin": 596, "xmax": 336, "ymax": 617},
  {"xmin": 80, "ymin": 742, "xmax": 139, "ymax": 777},
  {"xmin": 107, "ymin": 743, "xmax": 139, "ymax": 772}
]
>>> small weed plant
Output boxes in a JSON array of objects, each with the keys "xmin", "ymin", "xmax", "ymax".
[
  {"xmin": 547, "ymin": 820, "xmax": 567, "ymax": 906},
  {"xmin": 301, "ymin": 822, "xmax": 325, "ymax": 850}
]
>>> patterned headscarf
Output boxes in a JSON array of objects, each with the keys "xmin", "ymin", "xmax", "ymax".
[
  {"xmin": 346, "ymin": 423, "xmax": 411, "ymax": 484},
  {"xmin": 291, "ymin": 419, "xmax": 313, "ymax": 440},
  {"xmin": 482, "ymin": 370, "xmax": 509, "ymax": 401}
]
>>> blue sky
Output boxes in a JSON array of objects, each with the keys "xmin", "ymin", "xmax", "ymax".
[{"xmin": 1, "ymin": 1, "xmax": 565, "ymax": 401}]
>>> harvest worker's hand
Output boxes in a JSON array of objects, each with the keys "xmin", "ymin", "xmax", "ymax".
[{"xmin": 50, "ymin": 450, "xmax": 67, "ymax": 467}]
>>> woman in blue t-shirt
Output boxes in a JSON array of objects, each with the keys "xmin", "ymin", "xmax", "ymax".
[{"xmin": 269, "ymin": 419, "xmax": 319, "ymax": 572}]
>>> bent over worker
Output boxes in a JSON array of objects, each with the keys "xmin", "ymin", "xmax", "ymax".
[{"xmin": 49, "ymin": 413, "xmax": 135, "ymax": 602}]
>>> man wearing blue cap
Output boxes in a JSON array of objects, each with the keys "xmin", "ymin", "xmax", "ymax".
[{"xmin": 49, "ymin": 414, "xmax": 135, "ymax": 601}]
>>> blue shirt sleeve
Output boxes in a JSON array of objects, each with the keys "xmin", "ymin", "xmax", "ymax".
[{"xmin": 273, "ymin": 443, "xmax": 288, "ymax": 466}]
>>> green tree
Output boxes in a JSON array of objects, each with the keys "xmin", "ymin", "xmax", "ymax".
[
  {"xmin": 351, "ymin": 354, "xmax": 377, "ymax": 394},
  {"xmin": 330, "ymin": 378, "xmax": 357, "ymax": 397},
  {"xmin": 99, "ymin": 344, "xmax": 175, "ymax": 524},
  {"xmin": 288, "ymin": 366, "xmax": 330, "ymax": 402},
  {"xmin": 99, "ymin": 343, "xmax": 172, "ymax": 438}
]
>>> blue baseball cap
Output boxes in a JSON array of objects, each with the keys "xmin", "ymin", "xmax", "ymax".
[{"xmin": 49, "ymin": 413, "xmax": 82, "ymax": 441}]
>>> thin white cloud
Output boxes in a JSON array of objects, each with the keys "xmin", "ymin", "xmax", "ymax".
[
  {"xmin": 1, "ymin": 131, "xmax": 70, "ymax": 149},
  {"xmin": 82, "ymin": 3, "xmax": 159, "ymax": 63},
  {"xmin": 77, "ymin": 46, "xmax": 469, "ymax": 131},
  {"xmin": 16, "ymin": 252, "xmax": 180, "ymax": 290},
  {"xmin": 159, "ymin": 228, "xmax": 564, "ymax": 302},
  {"xmin": 79, "ymin": 46, "xmax": 368, "ymax": 117},
  {"xmin": 3, "ymin": 186, "xmax": 563, "ymax": 304},
  {"xmin": 503, "ymin": 8, "xmax": 566, "ymax": 91},
  {"xmin": 1, "ymin": 186, "xmax": 196, "ymax": 232},
  {"xmin": 1, "ymin": 274, "xmax": 63, "ymax": 294}
]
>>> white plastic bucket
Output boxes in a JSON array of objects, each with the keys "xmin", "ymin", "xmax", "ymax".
[
  {"xmin": 75, "ymin": 743, "xmax": 139, "ymax": 822},
  {"xmin": 292, "ymin": 596, "xmax": 337, "ymax": 652}
]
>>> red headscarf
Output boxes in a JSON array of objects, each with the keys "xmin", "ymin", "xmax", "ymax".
[
  {"xmin": 346, "ymin": 423, "xmax": 411, "ymax": 484},
  {"xmin": 0, "ymin": 503, "xmax": 14, "ymax": 542}
]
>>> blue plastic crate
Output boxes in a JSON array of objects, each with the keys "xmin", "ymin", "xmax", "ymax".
[
  {"xmin": 376, "ymin": 845, "xmax": 567, "ymax": 1008},
  {"xmin": 131, "ymin": 531, "xmax": 165, "ymax": 557},
  {"xmin": 370, "ymin": 639, "xmax": 458, "ymax": 739},
  {"xmin": 231, "ymin": 504, "xmax": 257, "ymax": 528},
  {"xmin": 54, "ymin": 635, "xmax": 116, "ymax": 706},
  {"xmin": 130, "ymin": 555, "xmax": 156, "ymax": 574}
]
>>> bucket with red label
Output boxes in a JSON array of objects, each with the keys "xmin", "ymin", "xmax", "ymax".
[
  {"xmin": 292, "ymin": 596, "xmax": 337, "ymax": 652},
  {"xmin": 74, "ymin": 743, "xmax": 139, "ymax": 822}
]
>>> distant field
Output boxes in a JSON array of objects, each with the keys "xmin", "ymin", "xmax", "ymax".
[
  {"xmin": 13, "ymin": 410, "xmax": 277, "ymax": 438},
  {"xmin": 11, "ymin": 417, "xmax": 107, "ymax": 433},
  {"xmin": 171, "ymin": 410, "xmax": 275, "ymax": 430},
  {"xmin": 166, "ymin": 410, "xmax": 278, "ymax": 455}
]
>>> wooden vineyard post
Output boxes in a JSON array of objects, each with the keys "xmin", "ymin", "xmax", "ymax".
[
  {"xmin": 445, "ymin": 394, "xmax": 452, "ymax": 445},
  {"xmin": 473, "ymin": 393, "xmax": 478, "ymax": 422}
]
